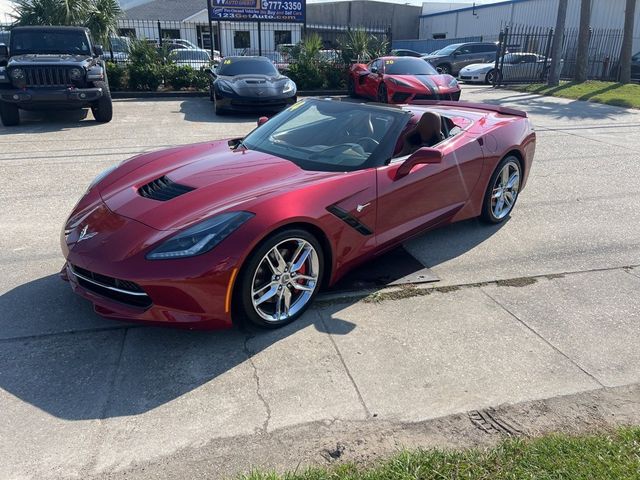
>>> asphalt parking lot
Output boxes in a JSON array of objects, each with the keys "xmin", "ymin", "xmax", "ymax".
[{"xmin": 1, "ymin": 86, "xmax": 640, "ymax": 479}]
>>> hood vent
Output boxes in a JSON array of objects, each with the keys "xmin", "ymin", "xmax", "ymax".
[{"xmin": 138, "ymin": 175, "xmax": 195, "ymax": 201}]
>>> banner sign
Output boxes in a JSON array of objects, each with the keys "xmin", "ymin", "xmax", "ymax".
[{"xmin": 209, "ymin": 0, "xmax": 305, "ymax": 23}]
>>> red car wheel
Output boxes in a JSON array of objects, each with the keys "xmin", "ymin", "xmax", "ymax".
[
  {"xmin": 236, "ymin": 229, "xmax": 324, "ymax": 328},
  {"xmin": 481, "ymin": 155, "xmax": 522, "ymax": 224}
]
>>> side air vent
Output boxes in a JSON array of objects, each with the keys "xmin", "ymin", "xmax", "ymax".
[
  {"xmin": 138, "ymin": 175, "xmax": 195, "ymax": 201},
  {"xmin": 327, "ymin": 205, "xmax": 373, "ymax": 236}
]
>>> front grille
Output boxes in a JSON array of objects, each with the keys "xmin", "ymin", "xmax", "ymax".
[
  {"xmin": 413, "ymin": 93, "xmax": 439, "ymax": 100},
  {"xmin": 70, "ymin": 264, "xmax": 152, "ymax": 309},
  {"xmin": 21, "ymin": 66, "xmax": 73, "ymax": 87},
  {"xmin": 138, "ymin": 175, "xmax": 195, "ymax": 201},
  {"xmin": 460, "ymin": 75, "xmax": 472, "ymax": 80}
]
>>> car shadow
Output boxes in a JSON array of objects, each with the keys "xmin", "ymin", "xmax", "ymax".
[
  {"xmin": 0, "ymin": 108, "xmax": 104, "ymax": 133},
  {"xmin": 0, "ymin": 273, "xmax": 355, "ymax": 420},
  {"xmin": 177, "ymin": 98, "xmax": 275, "ymax": 123}
]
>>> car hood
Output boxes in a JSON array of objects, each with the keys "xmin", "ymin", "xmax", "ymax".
[
  {"xmin": 386, "ymin": 73, "xmax": 457, "ymax": 91},
  {"xmin": 215, "ymin": 74, "xmax": 293, "ymax": 96},
  {"xmin": 99, "ymin": 140, "xmax": 337, "ymax": 231},
  {"xmin": 460, "ymin": 63, "xmax": 494, "ymax": 73},
  {"xmin": 8, "ymin": 54, "xmax": 92, "ymax": 66}
]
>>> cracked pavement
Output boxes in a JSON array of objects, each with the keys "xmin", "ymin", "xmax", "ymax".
[{"xmin": 1, "ymin": 88, "xmax": 640, "ymax": 479}]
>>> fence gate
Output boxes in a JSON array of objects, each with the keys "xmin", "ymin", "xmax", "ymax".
[{"xmin": 492, "ymin": 24, "xmax": 554, "ymax": 86}]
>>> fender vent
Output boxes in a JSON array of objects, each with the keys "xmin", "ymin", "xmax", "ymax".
[
  {"xmin": 327, "ymin": 205, "xmax": 373, "ymax": 236},
  {"xmin": 138, "ymin": 175, "xmax": 194, "ymax": 201}
]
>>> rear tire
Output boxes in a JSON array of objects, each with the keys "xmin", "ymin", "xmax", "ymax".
[
  {"xmin": 236, "ymin": 229, "xmax": 324, "ymax": 329},
  {"xmin": 0, "ymin": 102, "xmax": 19, "ymax": 126},
  {"xmin": 91, "ymin": 81, "xmax": 113, "ymax": 123},
  {"xmin": 481, "ymin": 155, "xmax": 522, "ymax": 224}
]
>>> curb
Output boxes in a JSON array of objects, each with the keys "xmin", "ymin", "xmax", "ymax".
[{"xmin": 111, "ymin": 90, "xmax": 348, "ymax": 99}]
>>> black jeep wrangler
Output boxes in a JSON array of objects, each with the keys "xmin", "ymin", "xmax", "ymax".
[{"xmin": 0, "ymin": 26, "xmax": 112, "ymax": 126}]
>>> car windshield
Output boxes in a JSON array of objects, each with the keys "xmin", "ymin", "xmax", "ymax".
[
  {"xmin": 242, "ymin": 100, "xmax": 411, "ymax": 172},
  {"xmin": 217, "ymin": 57, "xmax": 278, "ymax": 76},
  {"xmin": 11, "ymin": 30, "xmax": 90, "ymax": 55},
  {"xmin": 109, "ymin": 37, "xmax": 130, "ymax": 53},
  {"xmin": 385, "ymin": 57, "xmax": 438, "ymax": 75},
  {"xmin": 435, "ymin": 44, "xmax": 462, "ymax": 55},
  {"xmin": 172, "ymin": 50, "xmax": 210, "ymax": 61}
]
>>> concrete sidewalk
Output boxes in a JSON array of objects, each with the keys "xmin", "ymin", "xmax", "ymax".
[{"xmin": 2, "ymin": 87, "xmax": 640, "ymax": 479}]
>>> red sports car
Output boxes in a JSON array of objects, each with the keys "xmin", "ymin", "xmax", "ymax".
[
  {"xmin": 61, "ymin": 99, "xmax": 535, "ymax": 330},
  {"xmin": 348, "ymin": 56, "xmax": 462, "ymax": 103}
]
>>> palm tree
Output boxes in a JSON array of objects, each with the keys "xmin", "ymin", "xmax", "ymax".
[
  {"xmin": 12, "ymin": 0, "xmax": 121, "ymax": 45},
  {"xmin": 619, "ymin": 0, "xmax": 637, "ymax": 83},
  {"xmin": 548, "ymin": 0, "xmax": 568, "ymax": 86},
  {"xmin": 575, "ymin": 0, "xmax": 591, "ymax": 82}
]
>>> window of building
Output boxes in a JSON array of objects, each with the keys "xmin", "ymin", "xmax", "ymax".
[
  {"xmin": 432, "ymin": 33, "xmax": 446, "ymax": 39},
  {"xmin": 234, "ymin": 30, "xmax": 250, "ymax": 49},
  {"xmin": 160, "ymin": 29, "xmax": 181, "ymax": 40},
  {"xmin": 274, "ymin": 30, "xmax": 292, "ymax": 47}
]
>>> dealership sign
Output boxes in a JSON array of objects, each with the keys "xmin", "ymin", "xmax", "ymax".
[{"xmin": 209, "ymin": 0, "xmax": 305, "ymax": 22}]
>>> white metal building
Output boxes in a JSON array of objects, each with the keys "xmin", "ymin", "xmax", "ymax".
[{"xmin": 420, "ymin": 0, "xmax": 640, "ymax": 51}]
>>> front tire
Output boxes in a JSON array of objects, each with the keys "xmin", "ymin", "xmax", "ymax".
[
  {"xmin": 486, "ymin": 69, "xmax": 502, "ymax": 85},
  {"xmin": 377, "ymin": 83, "xmax": 388, "ymax": 103},
  {"xmin": 348, "ymin": 77, "xmax": 357, "ymax": 98},
  {"xmin": 0, "ymin": 102, "xmax": 20, "ymax": 126},
  {"xmin": 236, "ymin": 229, "xmax": 324, "ymax": 328},
  {"xmin": 91, "ymin": 81, "xmax": 113, "ymax": 123},
  {"xmin": 437, "ymin": 64, "xmax": 452, "ymax": 75},
  {"xmin": 481, "ymin": 155, "xmax": 522, "ymax": 224}
]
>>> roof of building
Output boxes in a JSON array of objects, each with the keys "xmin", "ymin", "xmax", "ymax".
[
  {"xmin": 123, "ymin": 0, "xmax": 205, "ymax": 21},
  {"xmin": 420, "ymin": 0, "xmax": 534, "ymax": 19}
]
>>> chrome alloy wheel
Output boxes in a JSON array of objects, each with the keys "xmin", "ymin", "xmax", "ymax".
[
  {"xmin": 491, "ymin": 160, "xmax": 521, "ymax": 220},
  {"xmin": 250, "ymin": 238, "xmax": 320, "ymax": 323}
]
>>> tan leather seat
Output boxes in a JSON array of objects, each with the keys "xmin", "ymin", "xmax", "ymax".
[{"xmin": 396, "ymin": 112, "xmax": 445, "ymax": 157}]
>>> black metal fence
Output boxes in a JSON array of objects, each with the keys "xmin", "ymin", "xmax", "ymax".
[{"xmin": 493, "ymin": 23, "xmax": 624, "ymax": 86}]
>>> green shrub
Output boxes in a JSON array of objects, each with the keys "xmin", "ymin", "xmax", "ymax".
[
  {"xmin": 287, "ymin": 61, "xmax": 324, "ymax": 90},
  {"xmin": 128, "ymin": 64, "xmax": 162, "ymax": 91},
  {"xmin": 322, "ymin": 63, "xmax": 349, "ymax": 89},
  {"xmin": 164, "ymin": 64, "xmax": 209, "ymax": 91},
  {"xmin": 105, "ymin": 61, "xmax": 128, "ymax": 91}
]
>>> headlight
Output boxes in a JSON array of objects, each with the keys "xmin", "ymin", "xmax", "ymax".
[
  {"xmin": 69, "ymin": 67, "xmax": 84, "ymax": 81},
  {"xmin": 9, "ymin": 68, "xmax": 25, "ymax": 80},
  {"xmin": 146, "ymin": 212, "xmax": 254, "ymax": 260},
  {"xmin": 388, "ymin": 77, "xmax": 412, "ymax": 88},
  {"xmin": 448, "ymin": 77, "xmax": 458, "ymax": 88},
  {"xmin": 88, "ymin": 165, "xmax": 117, "ymax": 191},
  {"xmin": 216, "ymin": 80, "xmax": 234, "ymax": 94},
  {"xmin": 282, "ymin": 79, "xmax": 296, "ymax": 93}
]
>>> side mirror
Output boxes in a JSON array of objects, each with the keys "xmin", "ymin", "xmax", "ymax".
[
  {"xmin": 370, "ymin": 67, "xmax": 378, "ymax": 74},
  {"xmin": 395, "ymin": 148, "xmax": 442, "ymax": 180},
  {"xmin": 257, "ymin": 116, "xmax": 269, "ymax": 126},
  {"xmin": 453, "ymin": 51, "xmax": 461, "ymax": 56},
  {"xmin": 94, "ymin": 45, "xmax": 104, "ymax": 56},
  {"xmin": 205, "ymin": 67, "xmax": 217, "ymax": 79}
]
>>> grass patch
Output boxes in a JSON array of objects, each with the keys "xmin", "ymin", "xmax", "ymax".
[
  {"xmin": 512, "ymin": 81, "xmax": 640, "ymax": 109},
  {"xmin": 240, "ymin": 427, "xmax": 640, "ymax": 479}
]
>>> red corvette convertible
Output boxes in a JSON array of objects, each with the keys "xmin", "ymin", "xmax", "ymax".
[
  {"xmin": 61, "ymin": 99, "xmax": 535, "ymax": 329},
  {"xmin": 348, "ymin": 56, "xmax": 462, "ymax": 103}
]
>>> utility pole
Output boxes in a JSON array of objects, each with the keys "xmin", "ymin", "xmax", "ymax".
[{"xmin": 548, "ymin": 0, "xmax": 568, "ymax": 86}]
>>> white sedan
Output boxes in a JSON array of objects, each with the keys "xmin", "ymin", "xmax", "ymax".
[{"xmin": 459, "ymin": 53, "xmax": 556, "ymax": 84}]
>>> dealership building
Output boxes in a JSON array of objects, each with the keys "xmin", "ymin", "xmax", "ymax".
[{"xmin": 419, "ymin": 0, "xmax": 639, "ymax": 51}]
